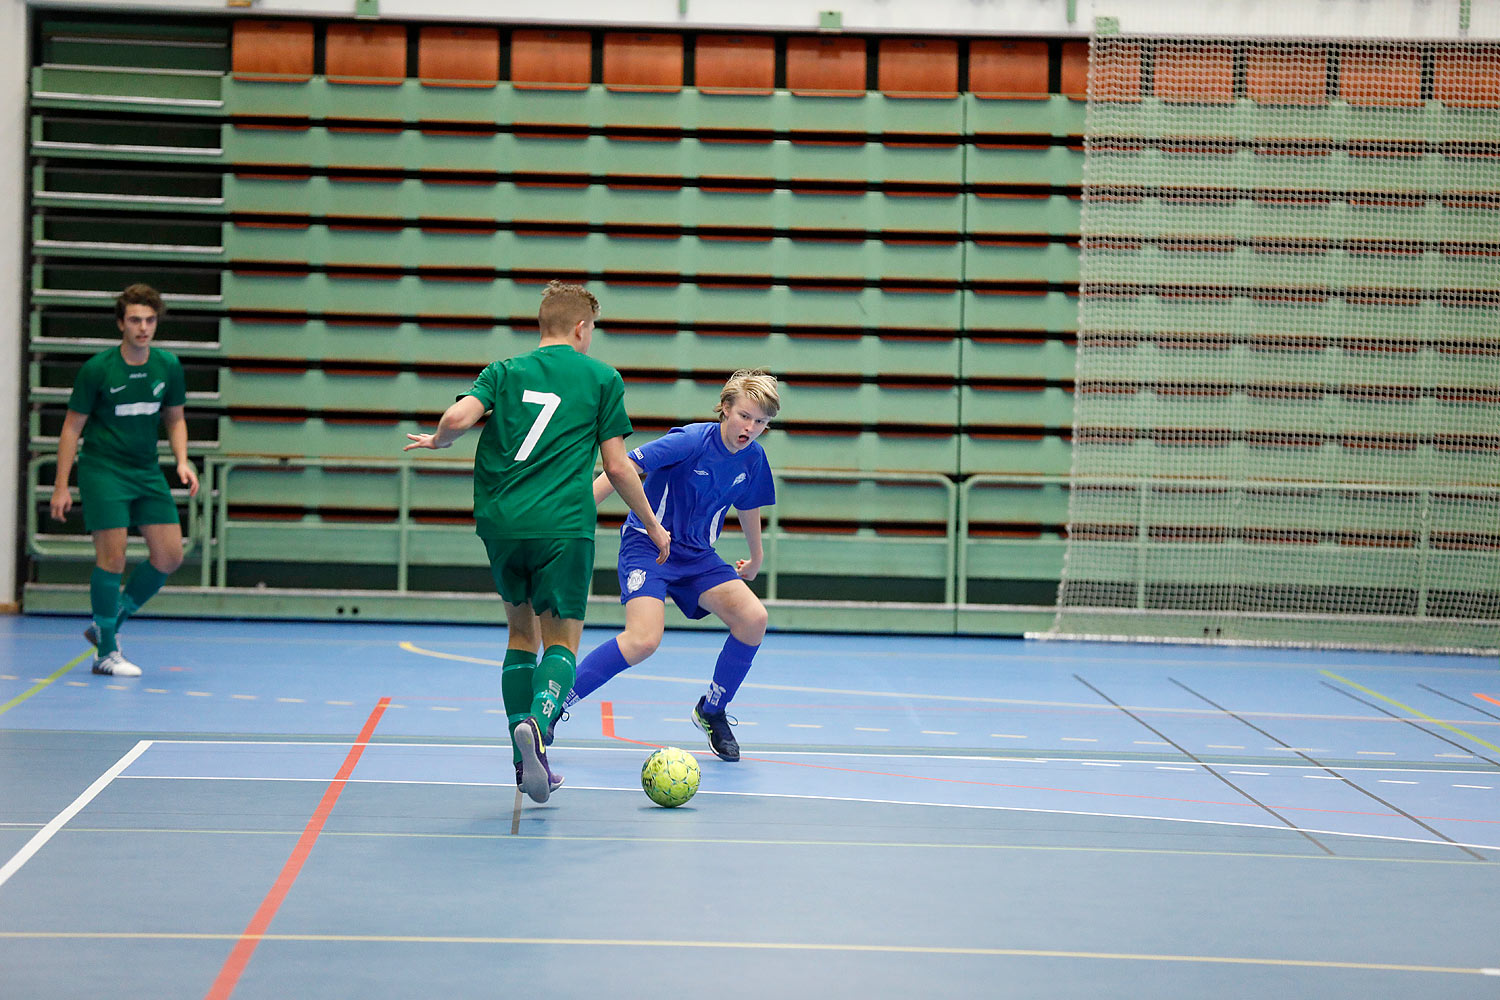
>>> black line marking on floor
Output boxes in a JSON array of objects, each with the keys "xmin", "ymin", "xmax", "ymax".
[
  {"xmin": 1072, "ymin": 674, "xmax": 1335, "ymax": 857},
  {"xmin": 1320, "ymin": 682, "xmax": 1500, "ymax": 770},
  {"xmin": 1171, "ymin": 678, "xmax": 1487, "ymax": 863},
  {"xmin": 1418, "ymin": 684, "xmax": 1500, "ymax": 724}
]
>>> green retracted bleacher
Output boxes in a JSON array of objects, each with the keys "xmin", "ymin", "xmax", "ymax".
[{"xmin": 25, "ymin": 14, "xmax": 1084, "ymax": 632}]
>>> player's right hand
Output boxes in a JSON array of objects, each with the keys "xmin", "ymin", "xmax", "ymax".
[
  {"xmin": 649, "ymin": 525, "xmax": 671, "ymax": 565},
  {"xmin": 49, "ymin": 485, "xmax": 72, "ymax": 521}
]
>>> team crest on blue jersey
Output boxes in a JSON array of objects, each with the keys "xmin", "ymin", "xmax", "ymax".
[
  {"xmin": 732, "ymin": 473, "xmax": 746, "ymax": 486},
  {"xmin": 626, "ymin": 569, "xmax": 647, "ymax": 593}
]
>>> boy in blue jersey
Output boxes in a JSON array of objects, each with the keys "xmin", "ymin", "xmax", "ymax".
[{"xmin": 561, "ymin": 369, "xmax": 780, "ymax": 762}]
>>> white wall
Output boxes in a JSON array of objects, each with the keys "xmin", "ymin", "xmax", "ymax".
[
  {"xmin": 22, "ymin": 0, "xmax": 1500, "ymax": 38},
  {"xmin": 2, "ymin": 0, "xmax": 24, "ymax": 609}
]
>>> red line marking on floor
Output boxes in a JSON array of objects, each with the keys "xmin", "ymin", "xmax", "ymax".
[
  {"xmin": 203, "ymin": 697, "xmax": 390, "ymax": 1000},
  {"xmin": 1476, "ymin": 693, "xmax": 1500, "ymax": 708}
]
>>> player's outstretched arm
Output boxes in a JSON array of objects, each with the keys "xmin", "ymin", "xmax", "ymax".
[
  {"xmin": 734, "ymin": 507, "xmax": 765, "ymax": 581},
  {"xmin": 405, "ymin": 395, "xmax": 486, "ymax": 451},
  {"xmin": 601, "ymin": 436, "xmax": 670, "ymax": 564},
  {"xmin": 50, "ymin": 410, "xmax": 89, "ymax": 521},
  {"xmin": 592, "ymin": 455, "xmax": 642, "ymax": 506}
]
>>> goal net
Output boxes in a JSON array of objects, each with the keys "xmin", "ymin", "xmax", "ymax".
[{"xmin": 1048, "ymin": 36, "xmax": 1500, "ymax": 653}]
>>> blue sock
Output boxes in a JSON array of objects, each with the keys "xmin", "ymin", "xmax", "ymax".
[
  {"xmin": 571, "ymin": 637, "xmax": 632, "ymax": 703},
  {"xmin": 705, "ymin": 635, "xmax": 758, "ymax": 711}
]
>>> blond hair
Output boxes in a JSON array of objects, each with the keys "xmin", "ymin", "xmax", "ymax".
[
  {"xmin": 715, "ymin": 368, "xmax": 781, "ymax": 420},
  {"xmin": 538, "ymin": 280, "xmax": 600, "ymax": 338}
]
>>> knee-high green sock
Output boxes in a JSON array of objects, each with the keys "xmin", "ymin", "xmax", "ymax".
[
  {"xmin": 502, "ymin": 648, "xmax": 537, "ymax": 765},
  {"xmin": 117, "ymin": 563, "xmax": 170, "ymax": 629},
  {"xmin": 89, "ymin": 568, "xmax": 122, "ymax": 657},
  {"xmin": 532, "ymin": 645, "xmax": 576, "ymax": 732}
]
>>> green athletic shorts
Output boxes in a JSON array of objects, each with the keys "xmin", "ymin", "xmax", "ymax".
[
  {"xmin": 77, "ymin": 458, "xmax": 179, "ymax": 533},
  {"xmin": 481, "ymin": 536, "xmax": 595, "ymax": 621}
]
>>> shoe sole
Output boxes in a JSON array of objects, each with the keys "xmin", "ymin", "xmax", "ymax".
[{"xmin": 514, "ymin": 719, "xmax": 552, "ymax": 803}]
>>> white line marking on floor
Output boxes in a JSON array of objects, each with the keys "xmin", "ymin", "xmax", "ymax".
[
  {"xmin": 855, "ymin": 727, "xmax": 890, "ymax": 733},
  {"xmin": 1061, "ymin": 737, "xmax": 1098, "ymax": 743},
  {"xmin": 186, "ymin": 691, "xmax": 211, "ymax": 697},
  {"xmin": 1230, "ymin": 771, "xmax": 1268, "ymax": 776},
  {"xmin": 1157, "ymin": 766, "xmax": 1196, "ymax": 771},
  {"xmin": 0, "ymin": 741, "xmax": 151, "ymax": 889},
  {"xmin": 1079, "ymin": 762, "xmax": 1120, "ymax": 767},
  {"xmin": 1207, "ymin": 745, "xmax": 1244, "ymax": 750},
  {"xmin": 1453, "ymin": 784, "xmax": 1492, "ymax": 790},
  {"xmin": 277, "ymin": 697, "xmax": 304, "ymax": 704},
  {"xmin": 66, "ymin": 681, "xmax": 86, "ymax": 687},
  {"xmin": 1134, "ymin": 741, "xmax": 1170, "ymax": 746},
  {"xmin": 922, "ymin": 731, "xmax": 957, "ymax": 736},
  {"xmin": 231, "ymin": 694, "xmax": 256, "ymax": 700},
  {"xmin": 430, "ymin": 706, "xmax": 459, "ymax": 712},
  {"xmin": 991, "ymin": 734, "xmax": 1027, "ymax": 739},
  {"xmin": 1436, "ymin": 753, "xmax": 1475, "ymax": 759},
  {"xmin": 0, "ymin": 675, "xmax": 16, "ymax": 681},
  {"xmin": 1305, "ymin": 775, "xmax": 1344, "ymax": 780},
  {"xmin": 1379, "ymin": 780, "xmax": 1417, "ymax": 785},
  {"xmin": 1358, "ymin": 751, "xmax": 1396, "ymax": 756},
  {"xmin": 106, "ymin": 685, "xmax": 127, "ymax": 691},
  {"xmin": 788, "ymin": 724, "xmax": 822, "ymax": 729},
  {"xmin": 145, "ymin": 688, "xmax": 167, "ymax": 694},
  {"xmin": 326, "ymin": 700, "xmax": 353, "ymax": 706}
]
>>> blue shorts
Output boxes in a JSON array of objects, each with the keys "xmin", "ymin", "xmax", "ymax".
[{"xmin": 616, "ymin": 529, "xmax": 739, "ymax": 620}]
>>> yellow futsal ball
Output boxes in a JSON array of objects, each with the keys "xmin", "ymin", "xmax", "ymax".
[{"xmin": 641, "ymin": 746, "xmax": 701, "ymax": 807}]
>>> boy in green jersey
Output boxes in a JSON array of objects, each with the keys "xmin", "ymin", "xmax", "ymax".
[
  {"xmin": 50, "ymin": 284, "xmax": 200, "ymax": 677},
  {"xmin": 405, "ymin": 281, "xmax": 670, "ymax": 803}
]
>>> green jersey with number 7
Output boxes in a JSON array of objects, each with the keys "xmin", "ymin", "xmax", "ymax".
[{"xmin": 461, "ymin": 342, "xmax": 634, "ymax": 541}]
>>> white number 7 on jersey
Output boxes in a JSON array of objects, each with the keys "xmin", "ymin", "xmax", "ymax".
[{"xmin": 515, "ymin": 389, "xmax": 561, "ymax": 461}]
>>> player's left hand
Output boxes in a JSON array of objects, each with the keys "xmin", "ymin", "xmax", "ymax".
[
  {"xmin": 178, "ymin": 460, "xmax": 200, "ymax": 498},
  {"xmin": 735, "ymin": 558, "xmax": 761, "ymax": 581},
  {"xmin": 404, "ymin": 432, "xmax": 443, "ymax": 451}
]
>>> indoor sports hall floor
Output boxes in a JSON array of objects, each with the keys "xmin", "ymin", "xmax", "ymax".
[{"xmin": 2, "ymin": 614, "xmax": 1498, "ymax": 999}]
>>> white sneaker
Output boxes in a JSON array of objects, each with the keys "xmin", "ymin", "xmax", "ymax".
[
  {"xmin": 92, "ymin": 651, "xmax": 142, "ymax": 677},
  {"xmin": 83, "ymin": 624, "xmax": 122, "ymax": 656}
]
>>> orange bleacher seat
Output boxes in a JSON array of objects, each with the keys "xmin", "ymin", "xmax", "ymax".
[
  {"xmin": 1060, "ymin": 41, "xmax": 1092, "ymax": 100},
  {"xmin": 969, "ymin": 40, "xmax": 1049, "ymax": 100},
  {"xmin": 786, "ymin": 36, "xmax": 866, "ymax": 97},
  {"xmin": 1247, "ymin": 44, "xmax": 1328, "ymax": 105},
  {"xmin": 510, "ymin": 29, "xmax": 592, "ymax": 90},
  {"xmin": 695, "ymin": 35, "xmax": 775, "ymax": 95},
  {"xmin": 418, "ymin": 26, "xmax": 499, "ymax": 88},
  {"xmin": 1154, "ymin": 43, "xmax": 1234, "ymax": 104},
  {"xmin": 232, "ymin": 20, "xmax": 314, "ymax": 83},
  {"xmin": 603, "ymin": 32, "xmax": 684, "ymax": 92},
  {"xmin": 878, "ymin": 38, "xmax": 958, "ymax": 98},
  {"xmin": 326, "ymin": 22, "xmax": 407, "ymax": 85},
  {"xmin": 1434, "ymin": 45, "xmax": 1500, "ymax": 108},
  {"xmin": 1340, "ymin": 45, "xmax": 1422, "ymax": 107}
]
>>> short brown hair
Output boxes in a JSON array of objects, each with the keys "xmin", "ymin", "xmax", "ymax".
[
  {"xmin": 715, "ymin": 368, "xmax": 781, "ymax": 420},
  {"xmin": 538, "ymin": 280, "xmax": 599, "ymax": 338},
  {"xmin": 116, "ymin": 283, "xmax": 164, "ymax": 320}
]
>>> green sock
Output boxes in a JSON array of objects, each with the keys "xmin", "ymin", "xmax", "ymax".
[
  {"xmin": 531, "ymin": 644, "xmax": 576, "ymax": 733},
  {"xmin": 501, "ymin": 648, "xmax": 537, "ymax": 765},
  {"xmin": 89, "ymin": 568, "xmax": 122, "ymax": 657},
  {"xmin": 117, "ymin": 563, "xmax": 170, "ymax": 629}
]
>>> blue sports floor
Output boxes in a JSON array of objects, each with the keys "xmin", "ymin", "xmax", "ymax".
[{"xmin": 2, "ymin": 615, "xmax": 1498, "ymax": 999}]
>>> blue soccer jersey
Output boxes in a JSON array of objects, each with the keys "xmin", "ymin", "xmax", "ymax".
[{"xmin": 622, "ymin": 422, "xmax": 775, "ymax": 555}]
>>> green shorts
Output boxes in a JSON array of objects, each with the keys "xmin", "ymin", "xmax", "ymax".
[
  {"xmin": 481, "ymin": 536, "xmax": 595, "ymax": 621},
  {"xmin": 77, "ymin": 458, "xmax": 179, "ymax": 533}
]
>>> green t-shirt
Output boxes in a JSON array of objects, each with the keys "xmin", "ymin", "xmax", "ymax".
[
  {"xmin": 67, "ymin": 347, "xmax": 187, "ymax": 471},
  {"xmin": 463, "ymin": 343, "xmax": 633, "ymax": 540}
]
